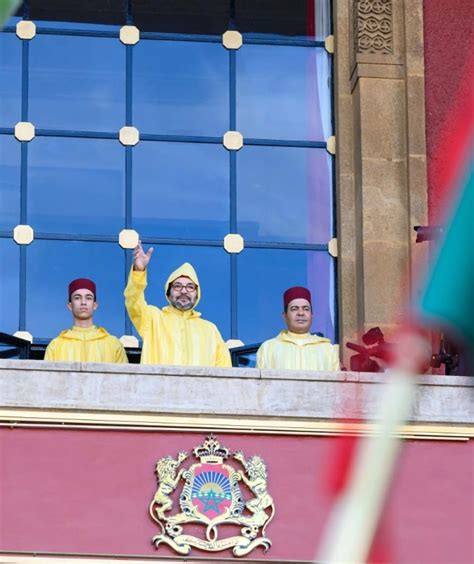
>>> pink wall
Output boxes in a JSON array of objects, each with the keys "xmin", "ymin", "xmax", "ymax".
[
  {"xmin": 423, "ymin": 0, "xmax": 473, "ymax": 222},
  {"xmin": 0, "ymin": 427, "xmax": 472, "ymax": 562}
]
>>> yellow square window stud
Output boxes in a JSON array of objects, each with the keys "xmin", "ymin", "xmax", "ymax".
[
  {"xmin": 13, "ymin": 224, "xmax": 34, "ymax": 245},
  {"xmin": 14, "ymin": 122, "xmax": 35, "ymax": 142},
  {"xmin": 226, "ymin": 339, "xmax": 244, "ymax": 349},
  {"xmin": 325, "ymin": 35, "xmax": 334, "ymax": 54},
  {"xmin": 119, "ymin": 126, "xmax": 140, "ymax": 146},
  {"xmin": 16, "ymin": 20, "xmax": 36, "ymax": 40},
  {"xmin": 119, "ymin": 229, "xmax": 139, "ymax": 249},
  {"xmin": 14, "ymin": 331, "xmax": 33, "ymax": 343},
  {"xmin": 326, "ymin": 135, "xmax": 336, "ymax": 155},
  {"xmin": 119, "ymin": 335, "xmax": 139, "ymax": 348},
  {"xmin": 120, "ymin": 25, "xmax": 140, "ymax": 46},
  {"xmin": 222, "ymin": 30, "xmax": 243, "ymax": 50},
  {"xmin": 224, "ymin": 234, "xmax": 244, "ymax": 254},
  {"xmin": 223, "ymin": 131, "xmax": 244, "ymax": 151},
  {"xmin": 328, "ymin": 238, "xmax": 338, "ymax": 258}
]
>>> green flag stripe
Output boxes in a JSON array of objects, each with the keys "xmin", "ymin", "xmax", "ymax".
[
  {"xmin": 419, "ymin": 161, "xmax": 474, "ymax": 348},
  {"xmin": 0, "ymin": 0, "xmax": 21, "ymax": 28}
]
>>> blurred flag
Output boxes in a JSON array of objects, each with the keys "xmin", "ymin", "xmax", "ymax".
[
  {"xmin": 0, "ymin": 0, "xmax": 21, "ymax": 27},
  {"xmin": 416, "ymin": 56, "xmax": 474, "ymax": 368},
  {"xmin": 418, "ymin": 173, "xmax": 473, "ymax": 364},
  {"xmin": 317, "ymin": 373, "xmax": 416, "ymax": 563},
  {"xmin": 317, "ymin": 49, "xmax": 473, "ymax": 564}
]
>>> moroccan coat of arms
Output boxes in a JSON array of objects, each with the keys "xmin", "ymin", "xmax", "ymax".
[{"xmin": 149, "ymin": 434, "xmax": 275, "ymax": 557}]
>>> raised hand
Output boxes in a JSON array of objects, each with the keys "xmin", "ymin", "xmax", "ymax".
[{"xmin": 133, "ymin": 241, "xmax": 154, "ymax": 271}]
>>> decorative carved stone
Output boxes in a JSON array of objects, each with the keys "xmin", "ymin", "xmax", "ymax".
[{"xmin": 354, "ymin": 0, "xmax": 393, "ymax": 55}]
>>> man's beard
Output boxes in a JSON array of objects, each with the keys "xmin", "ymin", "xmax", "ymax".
[{"xmin": 170, "ymin": 296, "xmax": 195, "ymax": 311}]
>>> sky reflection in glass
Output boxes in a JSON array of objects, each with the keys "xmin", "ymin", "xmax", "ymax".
[
  {"xmin": 134, "ymin": 40, "xmax": 228, "ymax": 136},
  {"xmin": 29, "ymin": 35, "xmax": 125, "ymax": 132},
  {"xmin": 0, "ymin": 135, "xmax": 21, "ymax": 231},
  {"xmin": 237, "ymin": 146, "xmax": 332, "ymax": 244},
  {"xmin": 237, "ymin": 46, "xmax": 331, "ymax": 141},
  {"xmin": 0, "ymin": 33, "xmax": 21, "ymax": 127},
  {"xmin": 133, "ymin": 141, "xmax": 229, "ymax": 239},
  {"xmin": 0, "ymin": 238, "xmax": 20, "ymax": 335},
  {"xmin": 28, "ymin": 137, "xmax": 125, "ymax": 235}
]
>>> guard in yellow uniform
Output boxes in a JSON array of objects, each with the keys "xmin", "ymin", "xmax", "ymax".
[
  {"xmin": 125, "ymin": 242, "xmax": 231, "ymax": 367},
  {"xmin": 44, "ymin": 278, "xmax": 128, "ymax": 363},
  {"xmin": 257, "ymin": 286, "xmax": 339, "ymax": 371}
]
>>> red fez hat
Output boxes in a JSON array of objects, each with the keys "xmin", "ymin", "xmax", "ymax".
[
  {"xmin": 68, "ymin": 278, "xmax": 96, "ymax": 300},
  {"xmin": 283, "ymin": 286, "xmax": 312, "ymax": 310}
]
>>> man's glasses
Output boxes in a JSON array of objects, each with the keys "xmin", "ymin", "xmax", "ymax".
[{"xmin": 170, "ymin": 282, "xmax": 197, "ymax": 293}]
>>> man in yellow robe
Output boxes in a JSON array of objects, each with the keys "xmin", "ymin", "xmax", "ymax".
[
  {"xmin": 257, "ymin": 286, "xmax": 340, "ymax": 371},
  {"xmin": 124, "ymin": 242, "xmax": 231, "ymax": 367},
  {"xmin": 44, "ymin": 278, "xmax": 128, "ymax": 363}
]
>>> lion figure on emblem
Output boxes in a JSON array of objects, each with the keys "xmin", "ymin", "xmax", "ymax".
[
  {"xmin": 234, "ymin": 451, "xmax": 275, "ymax": 534},
  {"xmin": 150, "ymin": 450, "xmax": 188, "ymax": 524}
]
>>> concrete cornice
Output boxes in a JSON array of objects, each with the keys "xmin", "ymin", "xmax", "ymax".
[{"xmin": 0, "ymin": 360, "xmax": 472, "ymax": 426}]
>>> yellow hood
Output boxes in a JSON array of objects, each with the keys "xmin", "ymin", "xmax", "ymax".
[{"xmin": 165, "ymin": 262, "xmax": 201, "ymax": 309}]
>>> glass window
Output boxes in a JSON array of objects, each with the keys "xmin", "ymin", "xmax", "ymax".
[
  {"xmin": 133, "ymin": 1, "xmax": 229, "ymax": 34},
  {"xmin": 26, "ymin": 240, "xmax": 126, "ymax": 339},
  {"xmin": 30, "ymin": 0, "xmax": 126, "ymax": 26},
  {"xmin": 28, "ymin": 137, "xmax": 125, "ymax": 235},
  {"xmin": 0, "ymin": 135, "xmax": 21, "ymax": 231},
  {"xmin": 0, "ymin": 238, "xmax": 20, "ymax": 335},
  {"xmin": 133, "ymin": 41, "xmax": 228, "ymax": 137},
  {"xmin": 128, "ymin": 244, "xmax": 230, "ymax": 341},
  {"xmin": 0, "ymin": 33, "xmax": 21, "ymax": 127},
  {"xmin": 131, "ymin": 0, "xmax": 330, "ymax": 38},
  {"xmin": 237, "ymin": 146, "xmax": 333, "ymax": 244},
  {"xmin": 132, "ymin": 141, "xmax": 229, "ymax": 240},
  {"xmin": 235, "ymin": 0, "xmax": 331, "ymax": 41},
  {"xmin": 237, "ymin": 46, "xmax": 332, "ymax": 141},
  {"xmin": 237, "ymin": 248, "xmax": 335, "ymax": 344},
  {"xmin": 29, "ymin": 35, "xmax": 125, "ymax": 132}
]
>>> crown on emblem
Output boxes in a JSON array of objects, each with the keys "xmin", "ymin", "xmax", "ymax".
[{"xmin": 193, "ymin": 434, "xmax": 229, "ymax": 463}]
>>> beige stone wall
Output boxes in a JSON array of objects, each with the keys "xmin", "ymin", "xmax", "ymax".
[{"xmin": 334, "ymin": 0, "xmax": 428, "ymax": 364}]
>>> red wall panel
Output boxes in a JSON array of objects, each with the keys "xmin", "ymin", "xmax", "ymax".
[{"xmin": 0, "ymin": 427, "xmax": 473, "ymax": 562}]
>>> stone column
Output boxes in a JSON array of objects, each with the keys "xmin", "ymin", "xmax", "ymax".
[{"xmin": 334, "ymin": 0, "xmax": 428, "ymax": 363}]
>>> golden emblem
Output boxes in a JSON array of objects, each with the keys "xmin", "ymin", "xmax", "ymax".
[{"xmin": 149, "ymin": 434, "xmax": 275, "ymax": 557}]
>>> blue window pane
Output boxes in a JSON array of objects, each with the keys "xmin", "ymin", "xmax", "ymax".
[
  {"xmin": 29, "ymin": 36, "xmax": 125, "ymax": 132},
  {"xmin": 129, "ymin": 244, "xmax": 230, "ymax": 341},
  {"xmin": 26, "ymin": 240, "xmax": 126, "ymax": 340},
  {"xmin": 237, "ymin": 249, "xmax": 335, "ymax": 345},
  {"xmin": 0, "ymin": 135, "xmax": 21, "ymax": 231},
  {"xmin": 133, "ymin": 41, "xmax": 228, "ymax": 136},
  {"xmin": 133, "ymin": 141, "xmax": 229, "ymax": 239},
  {"xmin": 0, "ymin": 33, "xmax": 21, "ymax": 127},
  {"xmin": 237, "ymin": 146, "xmax": 333, "ymax": 244},
  {"xmin": 237, "ymin": 46, "xmax": 332, "ymax": 141},
  {"xmin": 28, "ymin": 137, "xmax": 125, "ymax": 235},
  {"xmin": 0, "ymin": 238, "xmax": 20, "ymax": 334}
]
